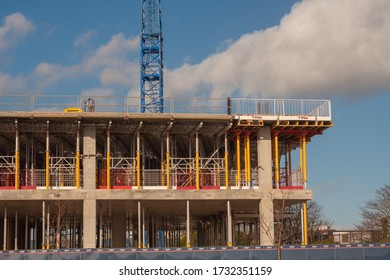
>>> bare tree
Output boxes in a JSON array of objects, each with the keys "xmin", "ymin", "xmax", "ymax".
[
  {"xmin": 306, "ymin": 200, "xmax": 333, "ymax": 243},
  {"xmin": 259, "ymin": 191, "xmax": 292, "ymax": 260},
  {"xmin": 356, "ymin": 184, "xmax": 390, "ymax": 242},
  {"xmin": 50, "ymin": 193, "xmax": 68, "ymax": 249}
]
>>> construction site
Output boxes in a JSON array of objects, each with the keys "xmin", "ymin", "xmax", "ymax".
[
  {"xmin": 0, "ymin": 1, "xmax": 333, "ymax": 251},
  {"xmin": 0, "ymin": 96, "xmax": 332, "ymax": 250}
]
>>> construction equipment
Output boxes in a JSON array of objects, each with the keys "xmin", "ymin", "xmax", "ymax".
[{"xmin": 140, "ymin": 0, "xmax": 164, "ymax": 113}]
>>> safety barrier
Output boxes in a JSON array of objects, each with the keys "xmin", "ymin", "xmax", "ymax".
[
  {"xmin": 0, "ymin": 95, "xmax": 331, "ymax": 118},
  {"xmin": 0, "ymin": 244, "xmax": 388, "ymax": 260}
]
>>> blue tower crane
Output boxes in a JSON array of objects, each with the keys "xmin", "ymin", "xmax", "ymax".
[{"xmin": 140, "ymin": 0, "xmax": 164, "ymax": 113}]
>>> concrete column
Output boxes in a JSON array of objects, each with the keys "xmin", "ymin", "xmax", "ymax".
[
  {"xmin": 259, "ymin": 195, "xmax": 274, "ymax": 246},
  {"xmin": 257, "ymin": 127, "xmax": 273, "ymax": 190},
  {"xmin": 83, "ymin": 125, "xmax": 96, "ymax": 190},
  {"xmin": 83, "ymin": 199, "xmax": 96, "ymax": 248}
]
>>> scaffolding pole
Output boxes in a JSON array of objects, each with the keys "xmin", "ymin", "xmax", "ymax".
[
  {"xmin": 15, "ymin": 120, "xmax": 19, "ymax": 189},
  {"xmin": 46, "ymin": 204, "xmax": 50, "ymax": 249},
  {"xmin": 76, "ymin": 121, "xmax": 80, "ymax": 189},
  {"xmin": 161, "ymin": 138, "xmax": 164, "ymax": 186},
  {"xmin": 99, "ymin": 205, "xmax": 103, "ymax": 248},
  {"xmin": 227, "ymin": 201, "xmax": 232, "ymax": 246},
  {"xmin": 166, "ymin": 133, "xmax": 170, "ymax": 189},
  {"xmin": 303, "ymin": 134, "xmax": 307, "ymax": 189},
  {"xmin": 195, "ymin": 132, "xmax": 200, "ymax": 190},
  {"xmin": 137, "ymin": 130, "xmax": 141, "ymax": 190},
  {"xmin": 25, "ymin": 212, "xmax": 28, "ymax": 250},
  {"xmin": 14, "ymin": 210, "xmax": 18, "ymax": 250},
  {"xmin": 42, "ymin": 202, "xmax": 45, "ymax": 249},
  {"xmin": 142, "ymin": 206, "xmax": 146, "ymax": 248},
  {"xmin": 186, "ymin": 200, "xmax": 191, "ymax": 248},
  {"xmin": 3, "ymin": 205, "xmax": 7, "ymax": 250},
  {"xmin": 274, "ymin": 133, "xmax": 280, "ymax": 189},
  {"xmin": 138, "ymin": 201, "xmax": 142, "ymax": 248},
  {"xmin": 46, "ymin": 121, "xmax": 50, "ymax": 190},
  {"xmin": 106, "ymin": 121, "xmax": 112, "ymax": 190},
  {"xmin": 224, "ymin": 132, "xmax": 229, "ymax": 190},
  {"xmin": 236, "ymin": 135, "xmax": 241, "ymax": 186}
]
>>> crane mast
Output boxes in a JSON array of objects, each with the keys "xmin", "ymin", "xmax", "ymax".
[{"xmin": 140, "ymin": 0, "xmax": 164, "ymax": 113}]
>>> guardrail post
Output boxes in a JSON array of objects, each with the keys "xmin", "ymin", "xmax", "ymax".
[{"xmin": 227, "ymin": 97, "xmax": 232, "ymax": 115}]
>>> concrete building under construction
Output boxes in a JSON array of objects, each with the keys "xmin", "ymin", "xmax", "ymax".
[{"xmin": 0, "ymin": 95, "xmax": 332, "ymax": 250}]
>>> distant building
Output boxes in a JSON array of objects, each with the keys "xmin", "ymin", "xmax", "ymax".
[{"xmin": 331, "ymin": 230, "xmax": 376, "ymax": 244}]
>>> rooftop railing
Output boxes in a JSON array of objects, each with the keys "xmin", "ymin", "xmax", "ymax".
[{"xmin": 0, "ymin": 95, "xmax": 331, "ymax": 118}]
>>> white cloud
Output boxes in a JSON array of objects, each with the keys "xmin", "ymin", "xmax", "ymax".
[
  {"xmin": 83, "ymin": 34, "xmax": 139, "ymax": 71},
  {"xmin": 74, "ymin": 29, "xmax": 97, "ymax": 47},
  {"xmin": 166, "ymin": 0, "xmax": 390, "ymax": 99},
  {"xmin": 29, "ymin": 34, "xmax": 140, "ymax": 91},
  {"xmin": 81, "ymin": 87, "xmax": 114, "ymax": 97},
  {"xmin": 0, "ymin": 12, "xmax": 35, "ymax": 50},
  {"xmin": 3, "ymin": 0, "xmax": 390, "ymax": 101},
  {"xmin": 0, "ymin": 73, "xmax": 27, "ymax": 93},
  {"xmin": 32, "ymin": 62, "xmax": 81, "ymax": 91}
]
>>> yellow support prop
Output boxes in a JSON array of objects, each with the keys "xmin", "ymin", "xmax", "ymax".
[
  {"xmin": 244, "ymin": 135, "xmax": 248, "ymax": 183},
  {"xmin": 303, "ymin": 202, "xmax": 308, "ymax": 245},
  {"xmin": 246, "ymin": 135, "xmax": 251, "ymax": 183},
  {"xmin": 15, "ymin": 151, "xmax": 19, "ymax": 190},
  {"xmin": 161, "ymin": 161, "xmax": 165, "ymax": 186},
  {"xmin": 189, "ymin": 165, "xmax": 193, "ymax": 186},
  {"xmin": 106, "ymin": 151, "xmax": 111, "ymax": 189},
  {"xmin": 236, "ymin": 135, "xmax": 241, "ymax": 186},
  {"xmin": 195, "ymin": 151, "xmax": 200, "ymax": 190},
  {"xmin": 76, "ymin": 151, "xmax": 80, "ymax": 189}
]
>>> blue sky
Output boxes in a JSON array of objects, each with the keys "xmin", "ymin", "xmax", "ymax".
[{"xmin": 1, "ymin": 0, "xmax": 390, "ymax": 229}]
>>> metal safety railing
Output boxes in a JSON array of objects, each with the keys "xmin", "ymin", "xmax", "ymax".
[
  {"xmin": 279, "ymin": 168, "xmax": 303, "ymax": 189},
  {"xmin": 111, "ymin": 157, "xmax": 136, "ymax": 187},
  {"xmin": 31, "ymin": 169, "xmax": 83, "ymax": 188},
  {"xmin": 0, "ymin": 95, "xmax": 331, "ymax": 118},
  {"xmin": 0, "ymin": 156, "xmax": 15, "ymax": 173}
]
